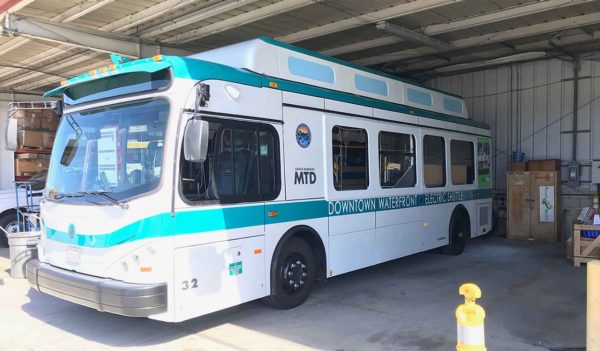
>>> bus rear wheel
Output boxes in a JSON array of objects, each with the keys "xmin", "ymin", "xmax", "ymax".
[
  {"xmin": 440, "ymin": 211, "xmax": 470, "ymax": 255},
  {"xmin": 266, "ymin": 237, "xmax": 315, "ymax": 309}
]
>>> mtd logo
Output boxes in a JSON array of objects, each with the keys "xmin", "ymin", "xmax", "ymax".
[{"xmin": 294, "ymin": 167, "xmax": 316, "ymax": 184}]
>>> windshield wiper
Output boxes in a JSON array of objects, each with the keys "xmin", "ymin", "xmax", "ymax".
[
  {"xmin": 54, "ymin": 192, "xmax": 86, "ymax": 200},
  {"xmin": 80, "ymin": 191, "xmax": 129, "ymax": 210}
]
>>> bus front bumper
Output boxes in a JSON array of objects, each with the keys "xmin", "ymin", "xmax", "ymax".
[{"xmin": 26, "ymin": 259, "xmax": 167, "ymax": 317}]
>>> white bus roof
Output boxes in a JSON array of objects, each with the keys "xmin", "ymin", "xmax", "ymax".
[{"xmin": 189, "ymin": 37, "xmax": 469, "ymax": 119}]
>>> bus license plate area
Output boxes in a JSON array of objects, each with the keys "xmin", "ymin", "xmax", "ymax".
[{"xmin": 66, "ymin": 246, "xmax": 82, "ymax": 267}]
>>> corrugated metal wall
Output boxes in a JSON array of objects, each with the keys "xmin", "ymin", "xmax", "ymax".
[{"xmin": 428, "ymin": 52, "xmax": 600, "ymax": 239}]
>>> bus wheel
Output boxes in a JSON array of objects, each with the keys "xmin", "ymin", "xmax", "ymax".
[
  {"xmin": 0, "ymin": 212, "xmax": 19, "ymax": 247},
  {"xmin": 440, "ymin": 211, "xmax": 470, "ymax": 255},
  {"xmin": 267, "ymin": 237, "xmax": 315, "ymax": 309}
]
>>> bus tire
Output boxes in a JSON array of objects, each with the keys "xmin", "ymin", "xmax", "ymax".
[
  {"xmin": 266, "ymin": 237, "xmax": 315, "ymax": 309},
  {"xmin": 0, "ymin": 211, "xmax": 18, "ymax": 247},
  {"xmin": 440, "ymin": 209, "xmax": 470, "ymax": 256}
]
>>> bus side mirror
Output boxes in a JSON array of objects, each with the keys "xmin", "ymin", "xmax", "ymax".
[
  {"xmin": 183, "ymin": 119, "xmax": 209, "ymax": 162},
  {"xmin": 4, "ymin": 116, "xmax": 17, "ymax": 150},
  {"xmin": 60, "ymin": 139, "xmax": 79, "ymax": 166}
]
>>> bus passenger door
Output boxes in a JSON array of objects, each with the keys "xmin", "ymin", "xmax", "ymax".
[
  {"xmin": 325, "ymin": 112, "xmax": 377, "ymax": 276},
  {"xmin": 374, "ymin": 127, "xmax": 424, "ymax": 263}
]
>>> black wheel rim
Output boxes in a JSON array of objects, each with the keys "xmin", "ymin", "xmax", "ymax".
[{"xmin": 280, "ymin": 253, "xmax": 308, "ymax": 295}]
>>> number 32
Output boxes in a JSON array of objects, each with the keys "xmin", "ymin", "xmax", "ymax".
[{"xmin": 182, "ymin": 278, "xmax": 198, "ymax": 290}]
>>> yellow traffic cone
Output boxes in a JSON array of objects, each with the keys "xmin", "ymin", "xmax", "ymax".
[{"xmin": 456, "ymin": 283, "xmax": 486, "ymax": 351}]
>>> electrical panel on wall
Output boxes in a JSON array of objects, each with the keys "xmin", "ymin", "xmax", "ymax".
[
  {"xmin": 592, "ymin": 161, "xmax": 600, "ymax": 184},
  {"xmin": 568, "ymin": 162, "xmax": 580, "ymax": 187}
]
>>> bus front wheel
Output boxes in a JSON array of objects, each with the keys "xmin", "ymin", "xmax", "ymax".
[{"xmin": 266, "ymin": 237, "xmax": 315, "ymax": 309}]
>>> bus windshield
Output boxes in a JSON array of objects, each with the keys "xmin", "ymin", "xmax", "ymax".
[{"xmin": 45, "ymin": 99, "xmax": 169, "ymax": 203}]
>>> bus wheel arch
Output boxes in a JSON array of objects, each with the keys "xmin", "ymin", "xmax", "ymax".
[
  {"xmin": 440, "ymin": 205, "xmax": 471, "ymax": 255},
  {"xmin": 266, "ymin": 225, "xmax": 326, "ymax": 309}
]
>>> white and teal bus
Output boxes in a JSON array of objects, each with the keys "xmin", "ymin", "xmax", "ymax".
[{"xmin": 24, "ymin": 38, "xmax": 492, "ymax": 322}]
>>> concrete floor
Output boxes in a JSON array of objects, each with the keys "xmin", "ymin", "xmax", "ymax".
[{"xmin": 0, "ymin": 236, "xmax": 586, "ymax": 351}]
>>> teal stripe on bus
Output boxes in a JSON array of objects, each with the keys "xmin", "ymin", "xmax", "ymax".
[
  {"xmin": 46, "ymin": 213, "xmax": 167, "ymax": 248},
  {"xmin": 175, "ymin": 205, "xmax": 264, "ymax": 234},
  {"xmin": 266, "ymin": 200, "xmax": 329, "ymax": 224},
  {"xmin": 45, "ymin": 190, "xmax": 491, "ymax": 248}
]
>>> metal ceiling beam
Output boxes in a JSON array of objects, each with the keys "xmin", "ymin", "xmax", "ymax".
[
  {"xmin": 278, "ymin": 0, "xmax": 463, "ymax": 43},
  {"xmin": 354, "ymin": 12, "xmax": 600, "ymax": 66},
  {"xmin": 104, "ymin": 0, "xmax": 197, "ymax": 32},
  {"xmin": 164, "ymin": 0, "xmax": 318, "ymax": 44},
  {"xmin": 376, "ymin": 21, "xmax": 453, "ymax": 51},
  {"xmin": 0, "ymin": 52, "xmax": 104, "ymax": 88},
  {"xmin": 0, "ymin": 88, "xmax": 46, "ymax": 96},
  {"xmin": 0, "ymin": 47, "xmax": 93, "ymax": 81},
  {"xmin": 424, "ymin": 52, "xmax": 549, "ymax": 76},
  {"xmin": 138, "ymin": 0, "xmax": 259, "ymax": 39},
  {"xmin": 320, "ymin": 0, "xmax": 595, "ymax": 57},
  {"xmin": 2, "ymin": 14, "xmax": 192, "ymax": 58},
  {"xmin": 320, "ymin": 36, "xmax": 403, "ymax": 56},
  {"xmin": 515, "ymin": 30, "xmax": 600, "ymax": 51},
  {"xmin": 56, "ymin": 0, "xmax": 115, "ymax": 23},
  {"xmin": 398, "ymin": 48, "xmax": 515, "ymax": 73},
  {"xmin": 423, "ymin": 0, "xmax": 595, "ymax": 35},
  {"xmin": 18, "ymin": 59, "xmax": 113, "ymax": 91}
]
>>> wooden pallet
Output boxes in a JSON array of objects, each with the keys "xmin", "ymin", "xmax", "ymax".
[{"xmin": 573, "ymin": 224, "xmax": 600, "ymax": 267}]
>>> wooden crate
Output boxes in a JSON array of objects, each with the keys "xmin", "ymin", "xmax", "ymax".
[{"xmin": 573, "ymin": 224, "xmax": 600, "ymax": 267}]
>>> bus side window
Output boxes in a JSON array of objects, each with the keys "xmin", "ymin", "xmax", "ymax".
[
  {"xmin": 423, "ymin": 135, "xmax": 446, "ymax": 188},
  {"xmin": 332, "ymin": 126, "xmax": 368, "ymax": 191},
  {"xmin": 450, "ymin": 140, "xmax": 475, "ymax": 185},
  {"xmin": 379, "ymin": 131, "xmax": 416, "ymax": 188},
  {"xmin": 180, "ymin": 119, "xmax": 280, "ymax": 203}
]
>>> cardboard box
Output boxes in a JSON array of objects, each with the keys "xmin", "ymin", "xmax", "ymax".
[
  {"xmin": 451, "ymin": 164, "xmax": 467, "ymax": 184},
  {"xmin": 16, "ymin": 153, "xmax": 49, "ymax": 159},
  {"xmin": 41, "ymin": 110, "xmax": 59, "ymax": 131},
  {"xmin": 41, "ymin": 109, "xmax": 57, "ymax": 118},
  {"xmin": 510, "ymin": 162, "xmax": 527, "ymax": 172},
  {"xmin": 424, "ymin": 164, "xmax": 444, "ymax": 187},
  {"xmin": 528, "ymin": 159, "xmax": 561, "ymax": 172},
  {"xmin": 541, "ymin": 159, "xmax": 561, "ymax": 171},
  {"xmin": 15, "ymin": 158, "xmax": 49, "ymax": 176},
  {"xmin": 527, "ymin": 160, "xmax": 543, "ymax": 171},
  {"xmin": 18, "ymin": 130, "xmax": 44, "ymax": 148},
  {"xmin": 42, "ymin": 131, "xmax": 55, "ymax": 148},
  {"xmin": 14, "ymin": 109, "xmax": 42, "ymax": 129}
]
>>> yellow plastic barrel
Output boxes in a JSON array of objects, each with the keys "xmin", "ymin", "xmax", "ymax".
[{"xmin": 456, "ymin": 283, "xmax": 486, "ymax": 351}]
